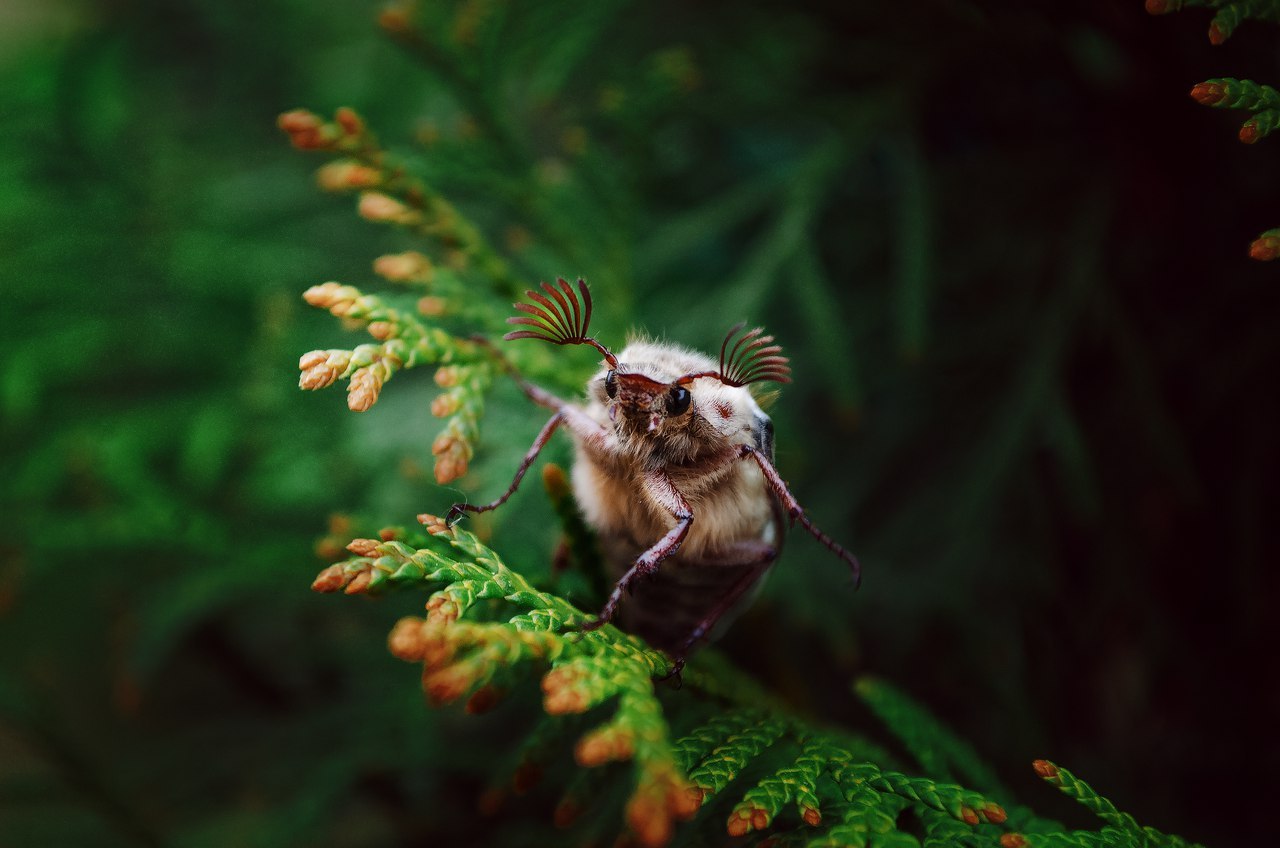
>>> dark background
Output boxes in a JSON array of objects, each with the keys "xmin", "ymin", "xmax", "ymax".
[{"xmin": 2, "ymin": 1, "xmax": 1276, "ymax": 845}]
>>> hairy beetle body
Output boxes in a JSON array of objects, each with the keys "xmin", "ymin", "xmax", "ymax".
[
  {"xmin": 447, "ymin": 279, "xmax": 859, "ymax": 674},
  {"xmin": 570, "ymin": 341, "xmax": 783, "ymax": 651}
]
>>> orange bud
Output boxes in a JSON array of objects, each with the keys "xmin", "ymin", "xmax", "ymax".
[
  {"xmin": 726, "ymin": 813, "xmax": 750, "ymax": 837},
  {"xmin": 425, "ymin": 594, "xmax": 460, "ymax": 625},
  {"xmin": 982, "ymin": 803, "xmax": 1008, "ymax": 824},
  {"xmin": 417, "ymin": 296, "xmax": 448, "ymax": 317},
  {"xmin": 311, "ymin": 564, "xmax": 347, "ymax": 592},
  {"xmin": 388, "ymin": 617, "xmax": 430, "ymax": 660},
  {"xmin": 802, "ymin": 805, "xmax": 822, "ymax": 826},
  {"xmin": 417, "ymin": 513, "xmax": 451, "ymax": 535},
  {"xmin": 346, "ymin": 539, "xmax": 379, "ymax": 557},
  {"xmin": 358, "ymin": 191, "xmax": 417, "ymax": 224},
  {"xmin": 378, "ymin": 527, "xmax": 399, "ymax": 541},
  {"xmin": 542, "ymin": 680, "xmax": 588, "ymax": 715},
  {"xmin": 367, "ymin": 321, "xmax": 395, "ymax": 341},
  {"xmin": 1249, "ymin": 235, "xmax": 1280, "ymax": 260},
  {"xmin": 299, "ymin": 350, "xmax": 328, "ymax": 370},
  {"xmin": 302, "ymin": 281, "xmax": 345, "ymax": 308},
  {"xmin": 421, "ymin": 635, "xmax": 456, "ymax": 669},
  {"xmin": 575, "ymin": 727, "xmax": 634, "ymax": 766},
  {"xmin": 335, "ymin": 107, "xmax": 364, "ymax": 136},
  {"xmin": 1144, "ymin": 0, "xmax": 1175, "ymax": 13},
  {"xmin": 431, "ymin": 393, "xmax": 460, "ymax": 418},
  {"xmin": 434, "ymin": 366, "xmax": 460, "ymax": 387},
  {"xmin": 671, "ymin": 787, "xmax": 701, "ymax": 820},
  {"xmin": 1000, "ymin": 835, "xmax": 1029, "ymax": 848},
  {"xmin": 347, "ymin": 367, "xmax": 383, "ymax": 412},
  {"xmin": 374, "ymin": 250, "xmax": 433, "ymax": 282},
  {"xmin": 343, "ymin": 568, "xmax": 372, "ymax": 594},
  {"xmin": 299, "ymin": 364, "xmax": 340, "ymax": 390},
  {"xmin": 278, "ymin": 109, "xmax": 322, "ymax": 134},
  {"xmin": 1208, "ymin": 21, "xmax": 1227, "ymax": 45},
  {"xmin": 960, "ymin": 806, "xmax": 980, "ymax": 825},
  {"xmin": 1239, "ymin": 120, "xmax": 1262, "ymax": 144},
  {"xmin": 432, "ymin": 434, "xmax": 471, "ymax": 484},
  {"xmin": 423, "ymin": 662, "xmax": 475, "ymax": 705},
  {"xmin": 316, "ymin": 160, "xmax": 380, "ymax": 191},
  {"xmin": 278, "ymin": 109, "xmax": 332, "ymax": 149},
  {"xmin": 1032, "ymin": 759, "xmax": 1060, "ymax": 781},
  {"xmin": 1189, "ymin": 82, "xmax": 1226, "ymax": 106}
]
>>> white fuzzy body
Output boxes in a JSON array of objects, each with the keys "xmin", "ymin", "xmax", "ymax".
[{"xmin": 567, "ymin": 341, "xmax": 781, "ymax": 651}]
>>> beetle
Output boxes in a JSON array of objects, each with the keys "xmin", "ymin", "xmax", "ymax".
[{"xmin": 447, "ymin": 278, "xmax": 859, "ymax": 676}]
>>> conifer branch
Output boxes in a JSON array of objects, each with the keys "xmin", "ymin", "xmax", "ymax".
[
  {"xmin": 307, "ymin": 494, "xmax": 1206, "ymax": 847},
  {"xmin": 1146, "ymin": 0, "xmax": 1280, "ymax": 44}
]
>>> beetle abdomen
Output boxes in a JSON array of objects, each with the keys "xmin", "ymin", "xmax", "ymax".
[{"xmin": 614, "ymin": 551, "xmax": 776, "ymax": 653}]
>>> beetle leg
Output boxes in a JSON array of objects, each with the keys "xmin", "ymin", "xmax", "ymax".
[
  {"xmin": 581, "ymin": 470, "xmax": 692, "ymax": 630},
  {"xmin": 741, "ymin": 445, "xmax": 861, "ymax": 588},
  {"xmin": 446, "ymin": 376, "xmax": 613, "ymax": 526},
  {"xmin": 446, "ymin": 412, "xmax": 565, "ymax": 525}
]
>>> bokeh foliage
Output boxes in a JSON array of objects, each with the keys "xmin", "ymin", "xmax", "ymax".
[{"xmin": 1, "ymin": 0, "xmax": 1277, "ymax": 845}]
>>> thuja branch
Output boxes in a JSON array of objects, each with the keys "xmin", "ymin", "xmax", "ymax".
[
  {"xmin": 1189, "ymin": 78, "xmax": 1280, "ymax": 143},
  {"xmin": 280, "ymin": 107, "xmax": 597, "ymax": 481},
  {"xmin": 1185, "ymin": 79, "xmax": 1280, "ymax": 260},
  {"xmin": 1146, "ymin": 0, "xmax": 1280, "ymax": 45},
  {"xmin": 278, "ymin": 106, "xmax": 518, "ymax": 292},
  {"xmin": 309, "ymin": 518, "xmax": 1019, "ymax": 847}
]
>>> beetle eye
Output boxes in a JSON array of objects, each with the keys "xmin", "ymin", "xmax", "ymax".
[
  {"xmin": 604, "ymin": 370, "xmax": 617, "ymax": 399},
  {"xmin": 666, "ymin": 386, "xmax": 691, "ymax": 416}
]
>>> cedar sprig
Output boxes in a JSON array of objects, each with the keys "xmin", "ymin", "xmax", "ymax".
[
  {"xmin": 684, "ymin": 712, "xmax": 791, "ymax": 801},
  {"xmin": 1148, "ymin": 1, "xmax": 1280, "ymax": 261},
  {"xmin": 1146, "ymin": 0, "xmax": 1280, "ymax": 44},
  {"xmin": 840, "ymin": 761, "xmax": 1008, "ymax": 827},
  {"xmin": 1185, "ymin": 78, "xmax": 1280, "ymax": 261},
  {"xmin": 1019, "ymin": 761, "xmax": 1205, "ymax": 848},
  {"xmin": 298, "ymin": 281, "xmax": 492, "ymax": 478},
  {"xmin": 1188, "ymin": 77, "xmax": 1280, "ymax": 143},
  {"xmin": 313, "ymin": 519, "xmax": 697, "ymax": 847},
  {"xmin": 1248, "ymin": 226, "xmax": 1280, "ymax": 259},
  {"xmin": 725, "ymin": 733, "xmax": 832, "ymax": 835},
  {"xmin": 311, "ymin": 519, "xmax": 1204, "ymax": 847},
  {"xmin": 429, "ymin": 362, "xmax": 494, "ymax": 483},
  {"xmin": 279, "ymin": 106, "xmax": 517, "ymax": 289}
]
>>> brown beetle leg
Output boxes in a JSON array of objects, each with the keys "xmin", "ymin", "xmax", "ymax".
[
  {"xmin": 447, "ymin": 412, "xmax": 564, "ymax": 526},
  {"xmin": 741, "ymin": 445, "xmax": 861, "ymax": 587},
  {"xmin": 581, "ymin": 470, "xmax": 692, "ymax": 631}
]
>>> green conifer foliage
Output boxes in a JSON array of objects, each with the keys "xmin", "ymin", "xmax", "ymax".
[{"xmin": 1149, "ymin": 4, "xmax": 1280, "ymax": 257}]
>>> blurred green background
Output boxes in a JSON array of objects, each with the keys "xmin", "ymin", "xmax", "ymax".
[{"xmin": 2, "ymin": 0, "xmax": 1276, "ymax": 845}]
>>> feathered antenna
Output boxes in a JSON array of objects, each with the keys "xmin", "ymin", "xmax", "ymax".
[
  {"xmin": 713, "ymin": 322, "xmax": 791, "ymax": 387},
  {"xmin": 503, "ymin": 278, "xmax": 617, "ymax": 366}
]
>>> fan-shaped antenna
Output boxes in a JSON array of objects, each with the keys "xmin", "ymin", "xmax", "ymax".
[{"xmin": 503, "ymin": 278, "xmax": 617, "ymax": 366}]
